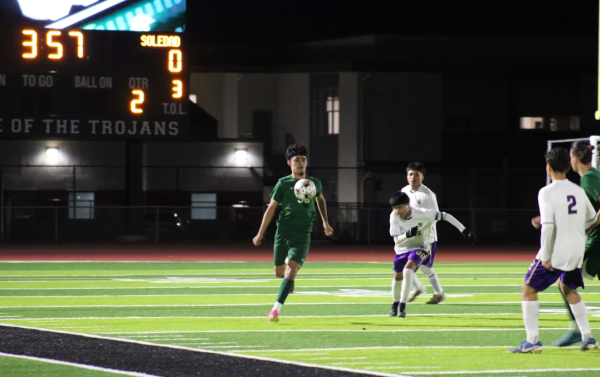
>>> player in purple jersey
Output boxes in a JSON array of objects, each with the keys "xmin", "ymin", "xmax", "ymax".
[
  {"xmin": 388, "ymin": 191, "xmax": 475, "ymax": 317},
  {"xmin": 509, "ymin": 148, "xmax": 598, "ymax": 353}
]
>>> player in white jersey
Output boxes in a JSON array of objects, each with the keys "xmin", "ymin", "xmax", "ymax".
[
  {"xmin": 388, "ymin": 191, "xmax": 475, "ymax": 318},
  {"xmin": 401, "ymin": 162, "xmax": 447, "ymax": 304},
  {"xmin": 509, "ymin": 148, "xmax": 598, "ymax": 353}
]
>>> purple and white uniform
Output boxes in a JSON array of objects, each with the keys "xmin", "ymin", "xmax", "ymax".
[
  {"xmin": 402, "ymin": 184, "xmax": 439, "ymax": 267},
  {"xmin": 525, "ymin": 179, "xmax": 597, "ymax": 291},
  {"xmin": 390, "ymin": 208, "xmax": 465, "ymax": 272}
]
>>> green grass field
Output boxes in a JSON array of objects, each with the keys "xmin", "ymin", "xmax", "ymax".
[{"xmin": 1, "ymin": 261, "xmax": 599, "ymax": 377}]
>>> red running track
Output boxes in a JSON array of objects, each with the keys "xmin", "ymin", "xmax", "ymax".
[{"xmin": 0, "ymin": 244, "xmax": 537, "ymax": 262}]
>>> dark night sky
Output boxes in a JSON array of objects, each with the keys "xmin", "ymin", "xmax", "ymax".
[{"xmin": 188, "ymin": 0, "xmax": 598, "ymax": 45}]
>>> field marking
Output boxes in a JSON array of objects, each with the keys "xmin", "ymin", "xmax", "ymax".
[
  {"xmin": 0, "ymin": 284, "xmax": 536, "ymax": 290},
  {"xmin": 0, "ymin": 323, "xmax": 410, "ymax": 377},
  {"xmin": 0, "ymin": 312, "xmax": 573, "ymax": 322},
  {"xmin": 7, "ymin": 287, "xmax": 600, "ymax": 296},
  {"xmin": 407, "ymin": 368, "xmax": 600, "ymax": 375},
  {"xmin": 0, "ymin": 274, "xmax": 523, "ymax": 284},
  {"xmin": 248, "ymin": 345, "xmax": 515, "ymax": 352},
  {"xmin": 98, "ymin": 327, "xmax": 600, "ymax": 334},
  {"xmin": 1, "ymin": 301, "xmax": 599, "ymax": 309},
  {"xmin": 0, "ymin": 352, "xmax": 162, "ymax": 377},
  {"xmin": 0, "ymin": 272, "xmax": 528, "ymax": 277}
]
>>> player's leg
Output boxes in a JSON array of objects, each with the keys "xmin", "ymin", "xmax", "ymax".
[
  {"xmin": 552, "ymin": 285, "xmax": 581, "ymax": 346},
  {"xmin": 390, "ymin": 254, "xmax": 407, "ymax": 316},
  {"xmin": 582, "ymin": 242, "xmax": 600, "ymax": 281},
  {"xmin": 408, "ymin": 271, "xmax": 425, "ymax": 302},
  {"xmin": 273, "ymin": 230, "xmax": 287, "ymax": 278},
  {"xmin": 422, "ymin": 242, "xmax": 446, "ymax": 304},
  {"xmin": 559, "ymin": 271, "xmax": 598, "ymax": 350},
  {"xmin": 555, "ymin": 243, "xmax": 600, "ymax": 346},
  {"xmin": 268, "ymin": 231, "xmax": 290, "ymax": 322},
  {"xmin": 509, "ymin": 259, "xmax": 554, "ymax": 353},
  {"xmin": 267, "ymin": 231, "xmax": 309, "ymax": 322},
  {"xmin": 398, "ymin": 250, "xmax": 427, "ymax": 318}
]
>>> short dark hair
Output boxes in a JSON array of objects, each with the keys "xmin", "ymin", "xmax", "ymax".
[
  {"xmin": 285, "ymin": 143, "xmax": 308, "ymax": 160},
  {"xmin": 389, "ymin": 191, "xmax": 410, "ymax": 207},
  {"xmin": 546, "ymin": 147, "xmax": 571, "ymax": 173},
  {"xmin": 571, "ymin": 140, "xmax": 595, "ymax": 165},
  {"xmin": 406, "ymin": 162, "xmax": 426, "ymax": 175}
]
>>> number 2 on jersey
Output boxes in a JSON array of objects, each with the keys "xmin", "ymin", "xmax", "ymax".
[{"xmin": 567, "ymin": 195, "xmax": 577, "ymax": 214}]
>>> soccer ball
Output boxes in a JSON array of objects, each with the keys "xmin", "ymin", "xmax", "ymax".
[{"xmin": 294, "ymin": 179, "xmax": 316, "ymax": 202}]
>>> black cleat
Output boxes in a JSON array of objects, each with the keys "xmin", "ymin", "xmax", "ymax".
[
  {"xmin": 398, "ymin": 302, "xmax": 407, "ymax": 318},
  {"xmin": 389, "ymin": 302, "xmax": 399, "ymax": 316}
]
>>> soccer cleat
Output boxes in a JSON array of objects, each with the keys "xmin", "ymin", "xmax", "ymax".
[
  {"xmin": 553, "ymin": 331, "xmax": 581, "ymax": 347},
  {"xmin": 397, "ymin": 303, "xmax": 406, "ymax": 318},
  {"xmin": 426, "ymin": 292, "xmax": 447, "ymax": 305},
  {"xmin": 507, "ymin": 340, "xmax": 543, "ymax": 354},
  {"xmin": 389, "ymin": 302, "xmax": 399, "ymax": 317},
  {"xmin": 266, "ymin": 309, "xmax": 279, "ymax": 323},
  {"xmin": 407, "ymin": 286, "xmax": 426, "ymax": 302},
  {"xmin": 580, "ymin": 337, "xmax": 599, "ymax": 351}
]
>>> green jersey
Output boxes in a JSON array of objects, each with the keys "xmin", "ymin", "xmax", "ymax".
[
  {"xmin": 581, "ymin": 167, "xmax": 600, "ymax": 242},
  {"xmin": 271, "ymin": 175, "xmax": 323, "ymax": 233}
]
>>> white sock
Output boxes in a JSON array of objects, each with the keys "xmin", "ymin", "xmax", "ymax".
[
  {"xmin": 412, "ymin": 274, "xmax": 423, "ymax": 291},
  {"xmin": 392, "ymin": 278, "xmax": 401, "ymax": 302},
  {"xmin": 522, "ymin": 301, "xmax": 539, "ymax": 344},
  {"xmin": 400, "ymin": 269, "xmax": 415, "ymax": 304},
  {"xmin": 570, "ymin": 300, "xmax": 593, "ymax": 342},
  {"xmin": 421, "ymin": 265, "xmax": 443, "ymax": 294},
  {"xmin": 272, "ymin": 302, "xmax": 282, "ymax": 312}
]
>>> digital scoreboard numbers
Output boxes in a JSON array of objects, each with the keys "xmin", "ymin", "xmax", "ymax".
[{"xmin": 0, "ymin": 28, "xmax": 189, "ymax": 139}]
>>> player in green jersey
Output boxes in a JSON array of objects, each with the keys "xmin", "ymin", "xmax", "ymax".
[
  {"xmin": 253, "ymin": 143, "xmax": 334, "ymax": 323},
  {"xmin": 533, "ymin": 140, "xmax": 600, "ymax": 346}
]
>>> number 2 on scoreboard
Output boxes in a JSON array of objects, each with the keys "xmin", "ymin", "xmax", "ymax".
[{"xmin": 130, "ymin": 90, "xmax": 145, "ymax": 114}]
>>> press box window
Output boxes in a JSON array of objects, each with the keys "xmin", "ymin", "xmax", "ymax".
[
  {"xmin": 191, "ymin": 193, "xmax": 217, "ymax": 220},
  {"xmin": 68, "ymin": 192, "xmax": 95, "ymax": 220}
]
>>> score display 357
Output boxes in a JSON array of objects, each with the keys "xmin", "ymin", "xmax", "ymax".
[{"xmin": 0, "ymin": 29, "xmax": 189, "ymax": 139}]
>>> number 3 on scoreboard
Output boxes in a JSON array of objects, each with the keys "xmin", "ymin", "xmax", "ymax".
[
  {"xmin": 130, "ymin": 90, "xmax": 145, "ymax": 114},
  {"xmin": 172, "ymin": 80, "xmax": 183, "ymax": 99}
]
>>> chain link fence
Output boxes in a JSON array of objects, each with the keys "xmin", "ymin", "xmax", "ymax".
[{"xmin": 0, "ymin": 204, "xmax": 539, "ymax": 245}]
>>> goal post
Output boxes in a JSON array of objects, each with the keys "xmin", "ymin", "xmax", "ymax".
[{"xmin": 546, "ymin": 136, "xmax": 600, "ymax": 185}]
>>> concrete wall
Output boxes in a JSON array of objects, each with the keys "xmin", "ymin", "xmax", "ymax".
[
  {"xmin": 363, "ymin": 73, "xmax": 443, "ymax": 162},
  {"xmin": 0, "ymin": 140, "xmax": 263, "ymax": 192},
  {"xmin": 274, "ymin": 74, "xmax": 310, "ymax": 154}
]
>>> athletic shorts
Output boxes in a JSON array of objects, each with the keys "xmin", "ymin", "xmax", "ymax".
[
  {"xmin": 583, "ymin": 241, "xmax": 600, "ymax": 280},
  {"xmin": 421, "ymin": 242, "xmax": 437, "ymax": 268},
  {"xmin": 274, "ymin": 229, "xmax": 311, "ymax": 266},
  {"xmin": 393, "ymin": 249, "xmax": 429, "ymax": 273},
  {"xmin": 524, "ymin": 259, "xmax": 584, "ymax": 292}
]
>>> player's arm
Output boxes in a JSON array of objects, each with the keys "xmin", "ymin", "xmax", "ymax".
[
  {"xmin": 315, "ymin": 193, "xmax": 334, "ymax": 236},
  {"xmin": 584, "ymin": 196, "xmax": 600, "ymax": 235},
  {"xmin": 253, "ymin": 198, "xmax": 279, "ymax": 246},
  {"xmin": 537, "ymin": 190, "xmax": 555, "ymax": 266},
  {"xmin": 435, "ymin": 211, "xmax": 475, "ymax": 243}
]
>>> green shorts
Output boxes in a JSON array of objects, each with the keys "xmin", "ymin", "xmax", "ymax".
[
  {"xmin": 274, "ymin": 229, "xmax": 311, "ymax": 266},
  {"xmin": 583, "ymin": 241, "xmax": 600, "ymax": 280}
]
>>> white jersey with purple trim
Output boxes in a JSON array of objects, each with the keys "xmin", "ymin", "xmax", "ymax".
[
  {"xmin": 401, "ymin": 184, "xmax": 439, "ymax": 242},
  {"xmin": 389, "ymin": 207, "xmax": 441, "ymax": 255},
  {"xmin": 536, "ymin": 179, "xmax": 596, "ymax": 270}
]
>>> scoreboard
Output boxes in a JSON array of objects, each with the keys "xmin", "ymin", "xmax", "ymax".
[{"xmin": 0, "ymin": 1, "xmax": 189, "ymax": 140}]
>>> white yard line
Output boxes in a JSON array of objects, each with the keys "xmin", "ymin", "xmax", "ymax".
[
  {"xmin": 0, "ymin": 313, "xmax": 544, "ymax": 320},
  {"xmin": 0, "ymin": 272, "xmax": 526, "ymax": 277},
  {"xmin": 96, "ymin": 327, "xmax": 600, "ymax": 334},
  {"xmin": 407, "ymin": 368, "xmax": 600, "ymax": 375}
]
